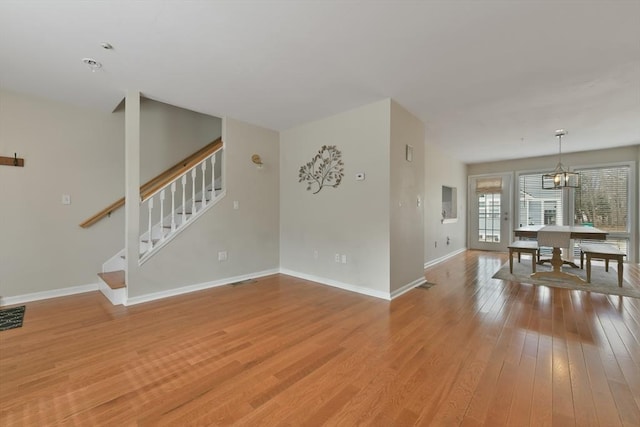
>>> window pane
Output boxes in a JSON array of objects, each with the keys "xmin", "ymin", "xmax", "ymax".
[
  {"xmin": 575, "ymin": 166, "xmax": 629, "ymax": 233},
  {"xmin": 518, "ymin": 173, "xmax": 563, "ymax": 227},
  {"xmin": 478, "ymin": 193, "xmax": 500, "ymax": 243}
]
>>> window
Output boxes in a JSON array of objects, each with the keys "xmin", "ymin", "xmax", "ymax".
[
  {"xmin": 517, "ymin": 164, "xmax": 634, "ymax": 258},
  {"xmin": 518, "ymin": 173, "xmax": 564, "ymax": 227},
  {"xmin": 478, "ymin": 192, "xmax": 501, "ymax": 243},
  {"xmin": 575, "ymin": 165, "xmax": 631, "ymax": 255}
]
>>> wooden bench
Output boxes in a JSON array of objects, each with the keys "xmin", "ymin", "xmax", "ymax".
[
  {"xmin": 508, "ymin": 240, "xmax": 539, "ymax": 274},
  {"xmin": 580, "ymin": 244, "xmax": 625, "ymax": 287}
]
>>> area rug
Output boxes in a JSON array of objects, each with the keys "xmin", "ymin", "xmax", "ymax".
[
  {"xmin": 0, "ymin": 305, "xmax": 26, "ymax": 331},
  {"xmin": 492, "ymin": 262, "xmax": 639, "ymax": 298}
]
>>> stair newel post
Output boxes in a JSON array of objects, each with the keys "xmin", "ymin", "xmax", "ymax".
[
  {"xmin": 181, "ymin": 175, "xmax": 187, "ymax": 224},
  {"xmin": 201, "ymin": 161, "xmax": 207, "ymax": 207},
  {"xmin": 191, "ymin": 169, "xmax": 197, "ymax": 215},
  {"xmin": 147, "ymin": 196, "xmax": 154, "ymax": 253},
  {"xmin": 211, "ymin": 153, "xmax": 216, "ymax": 199},
  {"xmin": 170, "ymin": 182, "xmax": 177, "ymax": 232},
  {"xmin": 159, "ymin": 189, "xmax": 165, "ymax": 241}
]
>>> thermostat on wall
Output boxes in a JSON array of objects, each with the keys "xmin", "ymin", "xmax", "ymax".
[{"xmin": 355, "ymin": 172, "xmax": 365, "ymax": 181}]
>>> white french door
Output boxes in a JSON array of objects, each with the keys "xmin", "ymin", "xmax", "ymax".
[{"xmin": 468, "ymin": 173, "xmax": 512, "ymax": 252}]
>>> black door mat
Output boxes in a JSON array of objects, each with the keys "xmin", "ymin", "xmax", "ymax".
[{"xmin": 0, "ymin": 305, "xmax": 26, "ymax": 331}]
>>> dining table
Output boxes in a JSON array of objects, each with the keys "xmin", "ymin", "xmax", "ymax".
[{"xmin": 513, "ymin": 225, "xmax": 608, "ymax": 283}]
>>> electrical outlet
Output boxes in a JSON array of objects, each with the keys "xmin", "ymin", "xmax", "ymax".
[
  {"xmin": 335, "ymin": 253, "xmax": 340, "ymax": 263},
  {"xmin": 341, "ymin": 254, "xmax": 347, "ymax": 264},
  {"xmin": 233, "ymin": 201, "xmax": 239, "ymax": 210},
  {"xmin": 218, "ymin": 251, "xmax": 228, "ymax": 261},
  {"xmin": 314, "ymin": 250, "xmax": 319, "ymax": 259}
]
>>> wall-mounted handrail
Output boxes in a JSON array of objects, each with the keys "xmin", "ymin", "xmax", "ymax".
[{"xmin": 79, "ymin": 138, "xmax": 223, "ymax": 228}]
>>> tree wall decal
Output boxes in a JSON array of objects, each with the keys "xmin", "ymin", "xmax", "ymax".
[{"xmin": 298, "ymin": 145, "xmax": 344, "ymax": 194}]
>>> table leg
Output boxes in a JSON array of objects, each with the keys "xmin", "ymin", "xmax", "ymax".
[
  {"xmin": 618, "ymin": 259, "xmax": 623, "ymax": 287},
  {"xmin": 531, "ymin": 246, "xmax": 586, "ymax": 283},
  {"xmin": 509, "ymin": 249, "xmax": 514, "ymax": 274},
  {"xmin": 538, "ymin": 247, "xmax": 579, "ymax": 268}
]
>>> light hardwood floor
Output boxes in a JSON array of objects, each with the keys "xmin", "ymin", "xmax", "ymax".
[{"xmin": 1, "ymin": 250, "xmax": 639, "ymax": 426}]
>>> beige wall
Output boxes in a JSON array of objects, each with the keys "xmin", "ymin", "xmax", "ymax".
[
  {"xmin": 0, "ymin": 90, "xmax": 225, "ymax": 299},
  {"xmin": 0, "ymin": 89, "xmax": 125, "ymax": 297},
  {"xmin": 467, "ymin": 145, "xmax": 638, "ymax": 176},
  {"xmin": 390, "ymin": 101, "xmax": 425, "ymax": 292},
  {"xmin": 280, "ymin": 100, "xmax": 391, "ymax": 295},
  {"xmin": 424, "ymin": 140, "xmax": 468, "ymax": 264},
  {"xmin": 128, "ymin": 117, "xmax": 280, "ymax": 298},
  {"xmin": 140, "ymin": 98, "xmax": 221, "ymax": 183}
]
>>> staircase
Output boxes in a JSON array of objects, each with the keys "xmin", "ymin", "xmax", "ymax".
[{"xmin": 94, "ymin": 141, "xmax": 225, "ymax": 305}]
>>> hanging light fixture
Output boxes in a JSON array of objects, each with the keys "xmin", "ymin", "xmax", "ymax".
[{"xmin": 542, "ymin": 129, "xmax": 579, "ymax": 189}]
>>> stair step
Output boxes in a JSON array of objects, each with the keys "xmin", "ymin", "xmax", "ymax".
[
  {"xmin": 140, "ymin": 238, "xmax": 160, "ymax": 244},
  {"xmin": 98, "ymin": 270, "xmax": 126, "ymax": 289}
]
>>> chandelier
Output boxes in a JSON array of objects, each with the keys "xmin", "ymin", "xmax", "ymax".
[{"xmin": 542, "ymin": 129, "xmax": 579, "ymax": 189}]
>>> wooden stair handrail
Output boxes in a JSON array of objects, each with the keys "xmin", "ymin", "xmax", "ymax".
[
  {"xmin": 140, "ymin": 139, "xmax": 223, "ymax": 201},
  {"xmin": 80, "ymin": 138, "xmax": 223, "ymax": 228}
]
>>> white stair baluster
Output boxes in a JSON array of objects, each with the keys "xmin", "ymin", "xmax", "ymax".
[
  {"xmin": 201, "ymin": 161, "xmax": 207, "ymax": 207},
  {"xmin": 219, "ymin": 149, "xmax": 223, "ymax": 193},
  {"xmin": 181, "ymin": 175, "xmax": 187, "ymax": 224},
  {"xmin": 147, "ymin": 197, "xmax": 154, "ymax": 253},
  {"xmin": 191, "ymin": 169, "xmax": 197, "ymax": 215},
  {"xmin": 170, "ymin": 182, "xmax": 177, "ymax": 232},
  {"xmin": 159, "ymin": 189, "xmax": 165, "ymax": 241},
  {"xmin": 211, "ymin": 154, "xmax": 216, "ymax": 199}
]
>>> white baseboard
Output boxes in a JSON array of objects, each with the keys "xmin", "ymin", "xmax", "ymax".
[
  {"xmin": 279, "ymin": 268, "xmax": 391, "ymax": 300},
  {"xmin": 1, "ymin": 257, "xmax": 456, "ymax": 308},
  {"xmin": 0, "ymin": 283, "xmax": 99, "ymax": 307},
  {"xmin": 424, "ymin": 247, "xmax": 467, "ymax": 269},
  {"xmin": 390, "ymin": 277, "xmax": 427, "ymax": 300},
  {"xmin": 124, "ymin": 268, "xmax": 279, "ymax": 306}
]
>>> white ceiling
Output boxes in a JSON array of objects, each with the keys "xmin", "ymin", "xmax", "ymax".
[{"xmin": 1, "ymin": 0, "xmax": 639, "ymax": 163}]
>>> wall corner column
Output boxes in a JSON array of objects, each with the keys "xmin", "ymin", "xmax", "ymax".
[{"xmin": 124, "ymin": 91, "xmax": 141, "ymax": 294}]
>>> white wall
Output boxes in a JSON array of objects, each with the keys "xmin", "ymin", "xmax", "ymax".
[
  {"xmin": 128, "ymin": 117, "xmax": 280, "ymax": 298},
  {"xmin": 390, "ymin": 101, "xmax": 425, "ymax": 292},
  {"xmin": 424, "ymin": 140, "xmax": 468, "ymax": 264},
  {"xmin": 0, "ymin": 89, "xmax": 125, "ymax": 297},
  {"xmin": 280, "ymin": 100, "xmax": 391, "ymax": 295}
]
